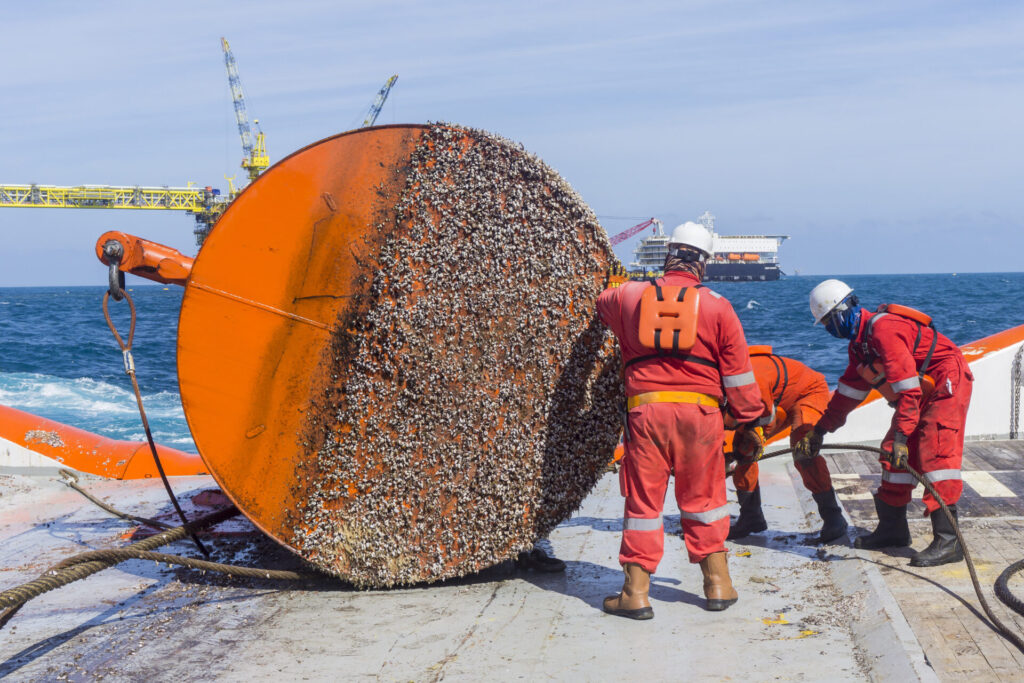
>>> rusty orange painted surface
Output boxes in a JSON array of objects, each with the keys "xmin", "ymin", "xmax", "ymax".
[
  {"xmin": 0, "ymin": 404, "xmax": 205, "ymax": 478},
  {"xmin": 95, "ymin": 231, "xmax": 195, "ymax": 286},
  {"xmin": 176, "ymin": 125, "xmax": 426, "ymax": 552}
]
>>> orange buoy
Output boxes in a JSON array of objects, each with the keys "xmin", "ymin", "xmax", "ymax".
[{"xmin": 170, "ymin": 124, "xmax": 621, "ymax": 586}]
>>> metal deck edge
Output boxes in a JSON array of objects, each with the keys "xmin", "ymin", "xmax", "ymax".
[{"xmin": 785, "ymin": 461, "xmax": 940, "ymax": 683}]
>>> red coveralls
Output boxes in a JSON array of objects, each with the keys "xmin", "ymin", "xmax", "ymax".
[
  {"xmin": 597, "ymin": 271, "xmax": 763, "ymax": 570},
  {"xmin": 732, "ymin": 353, "xmax": 832, "ymax": 494},
  {"xmin": 816, "ymin": 310, "xmax": 973, "ymax": 513}
]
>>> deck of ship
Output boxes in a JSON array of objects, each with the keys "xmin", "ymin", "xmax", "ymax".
[{"xmin": 1, "ymin": 441, "xmax": 1023, "ymax": 681}]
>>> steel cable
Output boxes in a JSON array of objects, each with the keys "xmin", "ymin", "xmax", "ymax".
[
  {"xmin": 758, "ymin": 442, "xmax": 1024, "ymax": 652},
  {"xmin": 102, "ymin": 288, "xmax": 209, "ymax": 556},
  {"xmin": 59, "ymin": 469, "xmax": 172, "ymax": 531}
]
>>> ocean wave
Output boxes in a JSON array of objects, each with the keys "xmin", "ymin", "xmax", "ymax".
[
  {"xmin": 0, "ymin": 372, "xmax": 181, "ymax": 416},
  {"xmin": 745, "ymin": 300, "xmax": 762, "ymax": 310}
]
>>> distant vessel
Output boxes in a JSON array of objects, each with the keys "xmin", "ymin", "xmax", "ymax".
[{"xmin": 629, "ymin": 211, "xmax": 789, "ymax": 281}]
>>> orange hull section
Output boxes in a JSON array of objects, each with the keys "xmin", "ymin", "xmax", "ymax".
[{"xmin": 0, "ymin": 404, "xmax": 206, "ymax": 479}]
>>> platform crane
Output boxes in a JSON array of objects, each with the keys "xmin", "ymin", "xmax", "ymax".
[
  {"xmin": 362, "ymin": 75, "xmax": 398, "ymax": 127},
  {"xmin": 608, "ymin": 218, "xmax": 661, "ymax": 246},
  {"xmin": 221, "ymin": 37, "xmax": 269, "ymax": 183}
]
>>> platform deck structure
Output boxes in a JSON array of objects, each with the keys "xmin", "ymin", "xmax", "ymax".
[{"xmin": 1, "ymin": 441, "xmax": 1023, "ymax": 681}]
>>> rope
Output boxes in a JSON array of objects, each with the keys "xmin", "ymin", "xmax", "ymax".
[
  {"xmin": 102, "ymin": 288, "xmax": 209, "ymax": 557},
  {"xmin": 0, "ymin": 506, "xmax": 239, "ymax": 629},
  {"xmin": 0, "ymin": 502, "xmax": 323, "ymax": 631},
  {"xmin": 760, "ymin": 442, "xmax": 1024, "ymax": 652}
]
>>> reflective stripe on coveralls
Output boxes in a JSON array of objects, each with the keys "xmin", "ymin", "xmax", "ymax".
[
  {"xmin": 880, "ymin": 469, "xmax": 962, "ymax": 488},
  {"xmin": 837, "ymin": 381, "xmax": 870, "ymax": 401},
  {"xmin": 723, "ymin": 371, "xmax": 756, "ymax": 388},
  {"xmin": 623, "ymin": 516, "xmax": 664, "ymax": 531},
  {"xmin": 680, "ymin": 506, "xmax": 730, "ymax": 524},
  {"xmin": 889, "ymin": 375, "xmax": 920, "ymax": 393}
]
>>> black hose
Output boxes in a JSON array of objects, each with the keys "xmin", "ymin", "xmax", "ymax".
[
  {"xmin": 995, "ymin": 560, "xmax": 1024, "ymax": 617},
  {"xmin": 760, "ymin": 442, "xmax": 1024, "ymax": 653}
]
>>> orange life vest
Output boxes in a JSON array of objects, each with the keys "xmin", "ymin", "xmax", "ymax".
[
  {"xmin": 625, "ymin": 283, "xmax": 718, "ymax": 371},
  {"xmin": 856, "ymin": 304, "xmax": 936, "ymax": 403},
  {"xmin": 638, "ymin": 284, "xmax": 699, "ymax": 352}
]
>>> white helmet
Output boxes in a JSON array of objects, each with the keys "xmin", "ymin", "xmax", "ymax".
[
  {"xmin": 809, "ymin": 279, "xmax": 854, "ymax": 324},
  {"xmin": 668, "ymin": 221, "xmax": 713, "ymax": 259}
]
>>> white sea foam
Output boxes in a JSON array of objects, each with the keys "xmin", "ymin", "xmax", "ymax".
[
  {"xmin": 746, "ymin": 299, "xmax": 762, "ymax": 310},
  {"xmin": 0, "ymin": 372, "xmax": 191, "ymax": 448}
]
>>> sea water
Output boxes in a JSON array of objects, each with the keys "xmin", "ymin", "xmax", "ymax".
[{"xmin": 2, "ymin": 273, "xmax": 1023, "ymax": 453}]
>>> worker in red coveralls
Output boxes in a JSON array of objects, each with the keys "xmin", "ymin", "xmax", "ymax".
[
  {"xmin": 795, "ymin": 280, "xmax": 973, "ymax": 567},
  {"xmin": 726, "ymin": 348, "xmax": 847, "ymax": 544},
  {"xmin": 596, "ymin": 221, "xmax": 764, "ymax": 619}
]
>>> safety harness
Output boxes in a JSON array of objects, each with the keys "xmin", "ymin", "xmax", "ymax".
[
  {"xmin": 747, "ymin": 345, "xmax": 788, "ymax": 427},
  {"xmin": 856, "ymin": 304, "xmax": 937, "ymax": 402}
]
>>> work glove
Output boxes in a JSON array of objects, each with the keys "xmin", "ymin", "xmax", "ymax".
[
  {"xmin": 605, "ymin": 264, "xmax": 628, "ymax": 288},
  {"xmin": 793, "ymin": 427, "xmax": 823, "ymax": 461},
  {"xmin": 733, "ymin": 425, "xmax": 766, "ymax": 463},
  {"xmin": 886, "ymin": 433, "xmax": 910, "ymax": 470}
]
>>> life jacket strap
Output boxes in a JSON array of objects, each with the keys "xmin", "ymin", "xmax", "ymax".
[{"xmin": 624, "ymin": 353, "xmax": 718, "ymax": 370}]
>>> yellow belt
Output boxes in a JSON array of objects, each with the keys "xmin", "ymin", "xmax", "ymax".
[{"xmin": 627, "ymin": 391, "xmax": 720, "ymax": 410}]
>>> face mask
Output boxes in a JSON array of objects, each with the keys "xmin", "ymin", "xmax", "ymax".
[{"xmin": 825, "ymin": 305, "xmax": 861, "ymax": 339}]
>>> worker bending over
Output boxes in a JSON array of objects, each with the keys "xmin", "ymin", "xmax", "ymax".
[
  {"xmin": 597, "ymin": 221, "xmax": 763, "ymax": 619},
  {"xmin": 726, "ymin": 347, "xmax": 847, "ymax": 544},
  {"xmin": 796, "ymin": 280, "xmax": 972, "ymax": 567}
]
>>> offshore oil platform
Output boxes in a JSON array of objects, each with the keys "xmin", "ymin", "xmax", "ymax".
[{"xmin": 0, "ymin": 38, "xmax": 398, "ymax": 246}]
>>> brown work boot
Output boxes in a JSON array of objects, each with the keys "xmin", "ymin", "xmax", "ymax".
[
  {"xmin": 603, "ymin": 562, "xmax": 654, "ymax": 620},
  {"xmin": 699, "ymin": 551, "xmax": 738, "ymax": 611}
]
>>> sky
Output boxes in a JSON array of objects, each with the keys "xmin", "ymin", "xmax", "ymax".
[{"xmin": 1, "ymin": 0, "xmax": 1023, "ymax": 285}]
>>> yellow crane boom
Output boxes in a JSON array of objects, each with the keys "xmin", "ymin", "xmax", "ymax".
[
  {"xmin": 221, "ymin": 38, "xmax": 269, "ymax": 183},
  {"xmin": 0, "ymin": 183, "xmax": 227, "ymax": 242}
]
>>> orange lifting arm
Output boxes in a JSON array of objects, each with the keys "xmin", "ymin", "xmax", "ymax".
[{"xmin": 95, "ymin": 231, "xmax": 194, "ymax": 286}]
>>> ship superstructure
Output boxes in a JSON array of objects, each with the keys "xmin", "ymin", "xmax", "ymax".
[{"xmin": 628, "ymin": 211, "xmax": 789, "ymax": 281}]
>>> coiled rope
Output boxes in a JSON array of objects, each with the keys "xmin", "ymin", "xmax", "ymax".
[{"xmin": 760, "ymin": 442, "xmax": 1024, "ymax": 653}]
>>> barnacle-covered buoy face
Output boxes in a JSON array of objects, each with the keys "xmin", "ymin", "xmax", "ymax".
[
  {"xmin": 179, "ymin": 123, "xmax": 622, "ymax": 589},
  {"xmin": 294, "ymin": 123, "xmax": 623, "ymax": 587}
]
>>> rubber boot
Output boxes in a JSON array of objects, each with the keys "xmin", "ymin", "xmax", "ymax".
[
  {"xmin": 517, "ymin": 547, "xmax": 566, "ymax": 573},
  {"xmin": 910, "ymin": 505, "xmax": 964, "ymax": 567},
  {"xmin": 812, "ymin": 489, "xmax": 848, "ymax": 544},
  {"xmin": 727, "ymin": 486, "xmax": 768, "ymax": 540},
  {"xmin": 853, "ymin": 494, "xmax": 911, "ymax": 550},
  {"xmin": 699, "ymin": 551, "xmax": 738, "ymax": 611},
  {"xmin": 603, "ymin": 563, "xmax": 654, "ymax": 620}
]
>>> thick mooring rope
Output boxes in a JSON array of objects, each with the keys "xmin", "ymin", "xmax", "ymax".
[{"xmin": 0, "ymin": 504, "xmax": 321, "ymax": 631}]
